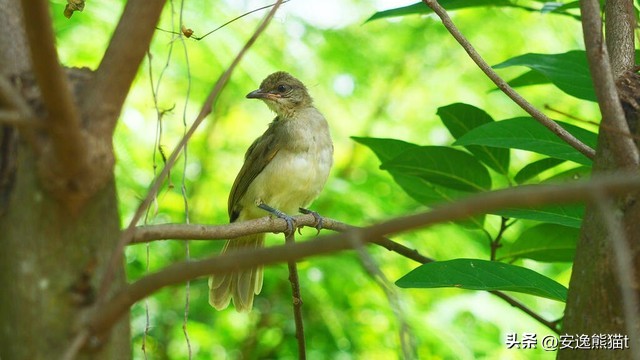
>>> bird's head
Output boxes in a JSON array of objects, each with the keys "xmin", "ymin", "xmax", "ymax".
[{"xmin": 246, "ymin": 71, "xmax": 312, "ymax": 118}]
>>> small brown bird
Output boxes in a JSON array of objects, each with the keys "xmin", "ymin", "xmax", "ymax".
[{"xmin": 209, "ymin": 72, "xmax": 333, "ymax": 312}]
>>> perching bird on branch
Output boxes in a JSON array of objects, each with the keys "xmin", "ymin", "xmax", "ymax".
[{"xmin": 209, "ymin": 71, "xmax": 333, "ymax": 312}]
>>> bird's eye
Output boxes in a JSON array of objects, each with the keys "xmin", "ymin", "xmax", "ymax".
[{"xmin": 276, "ymin": 84, "xmax": 290, "ymax": 93}]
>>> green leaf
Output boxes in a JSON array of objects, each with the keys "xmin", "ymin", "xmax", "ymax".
[
  {"xmin": 354, "ymin": 137, "xmax": 486, "ymax": 228},
  {"xmin": 351, "ymin": 136, "xmax": 418, "ymax": 162},
  {"xmin": 381, "ymin": 146, "xmax": 492, "ymax": 192},
  {"xmin": 514, "ymin": 158, "xmax": 565, "ymax": 184},
  {"xmin": 502, "ymin": 224, "xmax": 578, "ymax": 262},
  {"xmin": 495, "ymin": 204, "xmax": 584, "ymax": 228},
  {"xmin": 453, "ymin": 117, "xmax": 597, "ymax": 165},
  {"xmin": 396, "ymin": 258, "xmax": 568, "ymax": 302},
  {"xmin": 366, "ymin": 0, "xmax": 513, "ymax": 22},
  {"xmin": 437, "ymin": 103, "xmax": 510, "ymax": 175},
  {"xmin": 493, "ymin": 51, "xmax": 595, "ymax": 101},
  {"xmin": 366, "ymin": 0, "xmax": 580, "ymax": 22}
]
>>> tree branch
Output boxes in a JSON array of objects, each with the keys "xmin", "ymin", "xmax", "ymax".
[
  {"xmin": 421, "ymin": 0, "xmax": 596, "ymax": 160},
  {"xmin": 84, "ymin": 0, "xmax": 166, "ymax": 135},
  {"xmin": 604, "ymin": 0, "xmax": 636, "ymax": 77},
  {"xmin": 20, "ymin": 0, "xmax": 88, "ymax": 180},
  {"xmin": 592, "ymin": 191, "xmax": 640, "ymax": 356},
  {"xmin": 96, "ymin": 0, "xmax": 284, "ymax": 309},
  {"xmin": 84, "ymin": 173, "xmax": 640, "ymax": 336},
  {"xmin": 580, "ymin": 0, "xmax": 639, "ymax": 167},
  {"xmin": 285, "ymin": 231, "xmax": 306, "ymax": 359}
]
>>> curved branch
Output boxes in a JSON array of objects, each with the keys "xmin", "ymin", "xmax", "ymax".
[
  {"xmin": 85, "ymin": 0, "xmax": 166, "ymax": 135},
  {"xmin": 85, "ymin": 173, "xmax": 640, "ymax": 336},
  {"xmin": 21, "ymin": 0, "xmax": 87, "ymax": 180},
  {"xmin": 581, "ymin": 0, "xmax": 639, "ymax": 167},
  {"xmin": 421, "ymin": 0, "xmax": 596, "ymax": 160}
]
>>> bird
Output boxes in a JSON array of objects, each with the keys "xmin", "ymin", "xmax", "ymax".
[{"xmin": 209, "ymin": 71, "xmax": 333, "ymax": 312}]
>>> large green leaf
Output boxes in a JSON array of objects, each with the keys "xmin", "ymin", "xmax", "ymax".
[
  {"xmin": 437, "ymin": 103, "xmax": 510, "ymax": 175},
  {"xmin": 494, "ymin": 204, "xmax": 584, "ymax": 228},
  {"xmin": 366, "ymin": 0, "xmax": 513, "ymax": 22},
  {"xmin": 353, "ymin": 137, "xmax": 485, "ymax": 227},
  {"xmin": 396, "ymin": 258, "xmax": 568, "ymax": 302},
  {"xmin": 381, "ymin": 146, "xmax": 492, "ymax": 192},
  {"xmin": 351, "ymin": 136, "xmax": 418, "ymax": 162},
  {"xmin": 493, "ymin": 51, "xmax": 595, "ymax": 101},
  {"xmin": 502, "ymin": 223, "xmax": 578, "ymax": 262},
  {"xmin": 454, "ymin": 117, "xmax": 597, "ymax": 165},
  {"xmin": 366, "ymin": 0, "xmax": 580, "ymax": 22},
  {"xmin": 514, "ymin": 158, "xmax": 565, "ymax": 184}
]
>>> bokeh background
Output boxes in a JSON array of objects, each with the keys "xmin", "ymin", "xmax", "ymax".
[{"xmin": 51, "ymin": 0, "xmax": 598, "ymax": 358}]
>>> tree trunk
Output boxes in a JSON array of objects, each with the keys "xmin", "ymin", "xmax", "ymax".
[
  {"xmin": 560, "ymin": 2, "xmax": 640, "ymax": 359},
  {"xmin": 0, "ymin": 146, "xmax": 130, "ymax": 359},
  {"xmin": 0, "ymin": 1, "xmax": 132, "ymax": 359},
  {"xmin": 560, "ymin": 133, "xmax": 640, "ymax": 360}
]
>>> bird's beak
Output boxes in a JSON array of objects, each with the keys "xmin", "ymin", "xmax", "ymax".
[{"xmin": 246, "ymin": 89, "xmax": 279, "ymax": 100}]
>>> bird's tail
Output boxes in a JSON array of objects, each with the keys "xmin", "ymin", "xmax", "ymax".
[{"xmin": 208, "ymin": 233, "xmax": 265, "ymax": 312}]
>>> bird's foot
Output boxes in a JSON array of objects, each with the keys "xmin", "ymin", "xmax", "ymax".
[
  {"xmin": 258, "ymin": 203, "xmax": 295, "ymax": 236},
  {"xmin": 299, "ymin": 207, "xmax": 323, "ymax": 235}
]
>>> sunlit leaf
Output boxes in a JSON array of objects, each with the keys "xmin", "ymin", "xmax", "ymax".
[
  {"xmin": 396, "ymin": 258, "xmax": 568, "ymax": 302},
  {"xmin": 454, "ymin": 117, "xmax": 597, "ymax": 165},
  {"xmin": 381, "ymin": 146, "xmax": 492, "ymax": 192},
  {"xmin": 354, "ymin": 137, "xmax": 486, "ymax": 228},
  {"xmin": 351, "ymin": 136, "xmax": 418, "ymax": 162},
  {"xmin": 514, "ymin": 158, "xmax": 565, "ymax": 184},
  {"xmin": 437, "ymin": 103, "xmax": 510, "ymax": 175},
  {"xmin": 502, "ymin": 223, "xmax": 578, "ymax": 262},
  {"xmin": 493, "ymin": 51, "xmax": 595, "ymax": 101},
  {"xmin": 366, "ymin": 0, "xmax": 512, "ymax": 22},
  {"xmin": 495, "ymin": 204, "xmax": 584, "ymax": 228}
]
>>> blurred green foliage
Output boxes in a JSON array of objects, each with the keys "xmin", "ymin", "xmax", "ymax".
[{"xmin": 50, "ymin": 0, "xmax": 600, "ymax": 358}]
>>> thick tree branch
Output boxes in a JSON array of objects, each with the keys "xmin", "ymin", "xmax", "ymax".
[
  {"xmin": 422, "ymin": 0, "xmax": 596, "ymax": 160},
  {"xmin": 20, "ymin": 0, "xmax": 88, "ymax": 180},
  {"xmin": 85, "ymin": 173, "xmax": 640, "ymax": 336},
  {"xmin": 605, "ymin": 0, "xmax": 636, "ymax": 77},
  {"xmin": 84, "ymin": 0, "xmax": 166, "ymax": 135},
  {"xmin": 97, "ymin": 0, "xmax": 284, "ymax": 307},
  {"xmin": 581, "ymin": 0, "xmax": 639, "ymax": 167},
  {"xmin": 592, "ymin": 191, "xmax": 640, "ymax": 356}
]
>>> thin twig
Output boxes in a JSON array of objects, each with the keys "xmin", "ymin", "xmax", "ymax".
[
  {"xmin": 591, "ymin": 191, "xmax": 640, "ymax": 356},
  {"xmin": 489, "ymin": 217, "xmax": 509, "ymax": 261},
  {"xmin": 193, "ymin": 0, "xmax": 289, "ymax": 40},
  {"xmin": 96, "ymin": 0, "xmax": 283, "ymax": 311},
  {"xmin": 20, "ymin": 0, "xmax": 87, "ymax": 179},
  {"xmin": 580, "ymin": 0, "xmax": 639, "ymax": 167},
  {"xmin": 489, "ymin": 291, "xmax": 560, "ymax": 333},
  {"xmin": 83, "ymin": 173, "xmax": 640, "ymax": 336},
  {"xmin": 421, "ymin": 0, "xmax": 596, "ymax": 160},
  {"xmin": 285, "ymin": 231, "xmax": 306, "ymax": 359}
]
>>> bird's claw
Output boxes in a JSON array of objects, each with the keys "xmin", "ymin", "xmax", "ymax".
[
  {"xmin": 258, "ymin": 203, "xmax": 296, "ymax": 236},
  {"xmin": 299, "ymin": 207, "xmax": 323, "ymax": 235}
]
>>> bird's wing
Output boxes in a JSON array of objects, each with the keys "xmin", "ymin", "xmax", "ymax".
[{"xmin": 228, "ymin": 119, "xmax": 281, "ymax": 222}]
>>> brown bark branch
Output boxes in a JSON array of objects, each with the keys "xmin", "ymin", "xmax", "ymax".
[
  {"xmin": 421, "ymin": 0, "xmax": 596, "ymax": 160},
  {"xmin": 84, "ymin": 173, "xmax": 640, "ymax": 337},
  {"xmin": 605, "ymin": 0, "xmax": 636, "ymax": 77},
  {"xmin": 96, "ymin": 0, "xmax": 284, "ymax": 310},
  {"xmin": 581, "ymin": 0, "xmax": 639, "ymax": 167},
  {"xmin": 285, "ymin": 231, "xmax": 306, "ymax": 359},
  {"xmin": 84, "ymin": 0, "xmax": 166, "ymax": 135},
  {"xmin": 592, "ymin": 191, "xmax": 640, "ymax": 356},
  {"xmin": 20, "ymin": 0, "xmax": 88, "ymax": 179}
]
